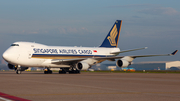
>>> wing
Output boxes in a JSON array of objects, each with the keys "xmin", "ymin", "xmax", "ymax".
[
  {"xmin": 51, "ymin": 50, "xmax": 178, "ymax": 64},
  {"xmin": 51, "ymin": 58, "xmax": 87, "ymax": 64},
  {"xmin": 94, "ymin": 50, "xmax": 178, "ymax": 62}
]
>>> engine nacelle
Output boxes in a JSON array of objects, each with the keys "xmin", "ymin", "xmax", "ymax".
[
  {"xmin": 76, "ymin": 62, "xmax": 90, "ymax": 70},
  {"xmin": 116, "ymin": 59, "xmax": 130, "ymax": 68},
  {"xmin": 8, "ymin": 64, "xmax": 28, "ymax": 71},
  {"xmin": 8, "ymin": 64, "xmax": 14, "ymax": 69}
]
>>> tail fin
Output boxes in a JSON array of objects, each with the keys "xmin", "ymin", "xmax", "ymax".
[{"xmin": 99, "ymin": 20, "xmax": 122, "ymax": 48}]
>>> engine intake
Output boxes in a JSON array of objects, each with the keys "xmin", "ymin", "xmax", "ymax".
[
  {"xmin": 116, "ymin": 59, "xmax": 130, "ymax": 68},
  {"xmin": 76, "ymin": 62, "xmax": 90, "ymax": 70},
  {"xmin": 8, "ymin": 64, "xmax": 28, "ymax": 71},
  {"xmin": 8, "ymin": 64, "xmax": 14, "ymax": 69}
]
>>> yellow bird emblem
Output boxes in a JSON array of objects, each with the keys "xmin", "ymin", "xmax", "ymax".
[{"xmin": 107, "ymin": 24, "xmax": 118, "ymax": 46}]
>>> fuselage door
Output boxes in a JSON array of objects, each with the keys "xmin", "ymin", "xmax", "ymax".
[{"xmin": 28, "ymin": 51, "xmax": 32, "ymax": 59}]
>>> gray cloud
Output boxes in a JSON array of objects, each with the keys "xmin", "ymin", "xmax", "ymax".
[
  {"xmin": 138, "ymin": 7, "xmax": 179, "ymax": 15},
  {"xmin": 44, "ymin": 27, "xmax": 89, "ymax": 35},
  {"xmin": 0, "ymin": 25, "xmax": 89, "ymax": 35},
  {"xmin": 1, "ymin": 59, "xmax": 6, "ymax": 65},
  {"xmin": 106, "ymin": 4, "xmax": 154, "ymax": 8}
]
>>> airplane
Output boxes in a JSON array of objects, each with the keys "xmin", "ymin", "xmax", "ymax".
[{"xmin": 2, "ymin": 20, "xmax": 178, "ymax": 74}]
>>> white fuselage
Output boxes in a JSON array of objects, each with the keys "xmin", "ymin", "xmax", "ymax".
[{"xmin": 3, "ymin": 42, "xmax": 120, "ymax": 68}]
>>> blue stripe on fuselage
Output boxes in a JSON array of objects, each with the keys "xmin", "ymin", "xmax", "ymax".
[{"xmin": 31, "ymin": 54, "xmax": 111, "ymax": 59}]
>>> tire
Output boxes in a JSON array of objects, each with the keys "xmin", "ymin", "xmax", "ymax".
[
  {"xmin": 16, "ymin": 70, "xmax": 21, "ymax": 74},
  {"xmin": 44, "ymin": 71, "xmax": 48, "ymax": 74},
  {"xmin": 44, "ymin": 70, "xmax": 52, "ymax": 74},
  {"xmin": 59, "ymin": 71, "xmax": 66, "ymax": 74},
  {"xmin": 49, "ymin": 70, "xmax": 52, "ymax": 74}
]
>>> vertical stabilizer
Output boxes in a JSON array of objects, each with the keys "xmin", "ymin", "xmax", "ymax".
[{"xmin": 100, "ymin": 20, "xmax": 122, "ymax": 48}]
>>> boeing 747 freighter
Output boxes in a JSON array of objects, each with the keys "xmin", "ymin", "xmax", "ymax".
[{"xmin": 2, "ymin": 20, "xmax": 178, "ymax": 74}]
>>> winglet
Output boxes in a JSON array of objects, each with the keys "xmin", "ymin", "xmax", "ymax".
[{"xmin": 171, "ymin": 50, "xmax": 178, "ymax": 55}]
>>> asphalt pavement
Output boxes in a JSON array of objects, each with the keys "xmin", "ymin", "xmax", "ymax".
[{"xmin": 0, "ymin": 71, "xmax": 180, "ymax": 101}]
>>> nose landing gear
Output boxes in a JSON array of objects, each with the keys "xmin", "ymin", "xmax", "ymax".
[{"xmin": 16, "ymin": 70, "xmax": 21, "ymax": 74}]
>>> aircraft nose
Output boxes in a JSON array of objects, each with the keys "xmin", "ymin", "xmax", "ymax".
[
  {"xmin": 2, "ymin": 47, "xmax": 20, "ymax": 63},
  {"xmin": 2, "ymin": 51, "xmax": 10, "ymax": 62}
]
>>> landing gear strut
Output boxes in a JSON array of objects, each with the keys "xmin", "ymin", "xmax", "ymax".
[
  {"xmin": 69, "ymin": 65, "xmax": 80, "ymax": 74},
  {"xmin": 69, "ymin": 69, "xmax": 80, "ymax": 74},
  {"xmin": 44, "ymin": 68, "xmax": 52, "ymax": 74},
  {"xmin": 16, "ymin": 66, "xmax": 21, "ymax": 74}
]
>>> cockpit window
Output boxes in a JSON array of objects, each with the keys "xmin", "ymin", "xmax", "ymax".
[{"xmin": 11, "ymin": 44, "xmax": 19, "ymax": 46}]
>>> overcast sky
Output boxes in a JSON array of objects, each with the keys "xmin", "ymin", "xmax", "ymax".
[{"xmin": 0, "ymin": 0, "xmax": 180, "ymax": 63}]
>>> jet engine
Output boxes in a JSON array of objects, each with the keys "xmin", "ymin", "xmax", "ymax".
[
  {"xmin": 8, "ymin": 64, "xmax": 14, "ymax": 69},
  {"xmin": 76, "ymin": 62, "xmax": 90, "ymax": 70},
  {"xmin": 116, "ymin": 59, "xmax": 131, "ymax": 68},
  {"xmin": 8, "ymin": 63, "xmax": 28, "ymax": 71}
]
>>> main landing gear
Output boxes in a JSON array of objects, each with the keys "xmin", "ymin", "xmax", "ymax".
[
  {"xmin": 59, "ymin": 68, "xmax": 80, "ymax": 74},
  {"xmin": 44, "ymin": 67, "xmax": 80, "ymax": 74},
  {"xmin": 59, "ymin": 68, "xmax": 67, "ymax": 74},
  {"xmin": 69, "ymin": 69, "xmax": 80, "ymax": 74},
  {"xmin": 44, "ymin": 68, "xmax": 52, "ymax": 74}
]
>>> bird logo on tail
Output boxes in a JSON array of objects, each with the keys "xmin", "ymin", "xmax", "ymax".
[{"xmin": 107, "ymin": 24, "xmax": 118, "ymax": 46}]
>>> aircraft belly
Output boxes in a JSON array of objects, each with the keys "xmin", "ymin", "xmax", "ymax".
[
  {"xmin": 40, "ymin": 59, "xmax": 70, "ymax": 68},
  {"xmin": 48, "ymin": 65, "xmax": 70, "ymax": 68},
  {"xmin": 40, "ymin": 64, "xmax": 70, "ymax": 68}
]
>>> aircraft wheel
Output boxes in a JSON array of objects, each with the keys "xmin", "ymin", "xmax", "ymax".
[
  {"xmin": 44, "ymin": 70, "xmax": 52, "ymax": 74},
  {"xmin": 69, "ymin": 70, "xmax": 74, "ymax": 74},
  {"xmin": 44, "ymin": 71, "xmax": 48, "ymax": 74},
  {"xmin": 59, "ymin": 71, "xmax": 66, "ymax": 74},
  {"xmin": 69, "ymin": 70, "xmax": 80, "ymax": 74},
  {"xmin": 59, "ymin": 70, "xmax": 66, "ymax": 74},
  {"xmin": 16, "ymin": 70, "xmax": 21, "ymax": 74},
  {"xmin": 76, "ymin": 70, "xmax": 80, "ymax": 74},
  {"xmin": 49, "ymin": 70, "xmax": 52, "ymax": 74},
  {"xmin": 59, "ymin": 68, "xmax": 67, "ymax": 74}
]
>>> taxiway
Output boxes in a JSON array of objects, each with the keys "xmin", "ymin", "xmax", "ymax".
[{"xmin": 0, "ymin": 71, "xmax": 180, "ymax": 101}]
